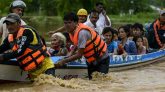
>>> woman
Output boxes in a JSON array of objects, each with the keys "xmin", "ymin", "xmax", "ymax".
[
  {"xmin": 116, "ymin": 25, "xmax": 137, "ymax": 55},
  {"xmin": 48, "ymin": 32, "xmax": 68, "ymax": 56}
]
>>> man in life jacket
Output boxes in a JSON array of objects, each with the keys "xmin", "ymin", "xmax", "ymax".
[
  {"xmin": 55, "ymin": 12, "xmax": 109, "ymax": 79},
  {"xmin": 147, "ymin": 9, "xmax": 165, "ymax": 50},
  {"xmin": 0, "ymin": 13, "xmax": 55, "ymax": 80}
]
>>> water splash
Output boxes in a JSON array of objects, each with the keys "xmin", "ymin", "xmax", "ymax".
[
  {"xmin": 91, "ymin": 72, "xmax": 112, "ymax": 81},
  {"xmin": 33, "ymin": 74, "xmax": 85, "ymax": 89}
]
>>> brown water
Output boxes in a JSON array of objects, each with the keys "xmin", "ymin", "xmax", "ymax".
[{"xmin": 0, "ymin": 60, "xmax": 165, "ymax": 92}]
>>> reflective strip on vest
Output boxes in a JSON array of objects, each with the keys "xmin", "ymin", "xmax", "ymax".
[
  {"xmin": 69, "ymin": 23, "xmax": 107, "ymax": 63},
  {"xmin": 8, "ymin": 27, "xmax": 47, "ymax": 71}
]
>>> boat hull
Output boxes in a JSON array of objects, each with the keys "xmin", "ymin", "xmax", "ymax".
[{"xmin": 0, "ymin": 49, "xmax": 165, "ymax": 82}]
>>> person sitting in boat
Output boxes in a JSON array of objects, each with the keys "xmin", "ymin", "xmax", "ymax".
[
  {"xmin": 115, "ymin": 25, "xmax": 137, "ymax": 55},
  {"xmin": 133, "ymin": 36, "xmax": 147, "ymax": 55},
  {"xmin": 48, "ymin": 32, "xmax": 68, "ymax": 56},
  {"xmin": 147, "ymin": 9, "xmax": 165, "ymax": 50},
  {"xmin": 55, "ymin": 12, "xmax": 109, "ymax": 80},
  {"xmin": 102, "ymin": 27, "xmax": 118, "ymax": 54},
  {"xmin": 113, "ymin": 29, "xmax": 119, "ymax": 42},
  {"xmin": 62, "ymin": 32, "xmax": 75, "ymax": 52},
  {"xmin": 0, "ymin": 13, "xmax": 55, "ymax": 80},
  {"xmin": 131, "ymin": 23, "xmax": 149, "ymax": 51}
]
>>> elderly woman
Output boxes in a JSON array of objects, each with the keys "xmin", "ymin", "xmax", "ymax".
[{"xmin": 48, "ymin": 32, "xmax": 68, "ymax": 56}]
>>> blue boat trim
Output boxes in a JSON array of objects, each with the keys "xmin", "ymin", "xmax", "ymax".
[{"xmin": 1, "ymin": 49, "xmax": 165, "ymax": 68}]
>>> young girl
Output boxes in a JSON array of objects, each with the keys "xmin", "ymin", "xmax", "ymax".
[
  {"xmin": 132, "ymin": 23, "xmax": 149, "ymax": 51},
  {"xmin": 48, "ymin": 32, "xmax": 68, "ymax": 56},
  {"xmin": 133, "ymin": 36, "xmax": 147, "ymax": 55}
]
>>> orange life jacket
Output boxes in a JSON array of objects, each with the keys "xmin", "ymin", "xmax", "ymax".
[
  {"xmin": 69, "ymin": 23, "xmax": 107, "ymax": 63},
  {"xmin": 153, "ymin": 19, "xmax": 165, "ymax": 47},
  {"xmin": 8, "ymin": 27, "xmax": 49, "ymax": 71}
]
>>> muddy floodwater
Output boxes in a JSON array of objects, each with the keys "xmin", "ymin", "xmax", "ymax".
[{"xmin": 0, "ymin": 60, "xmax": 165, "ymax": 92}]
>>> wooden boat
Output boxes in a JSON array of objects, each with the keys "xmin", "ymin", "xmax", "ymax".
[{"xmin": 0, "ymin": 49, "xmax": 165, "ymax": 82}]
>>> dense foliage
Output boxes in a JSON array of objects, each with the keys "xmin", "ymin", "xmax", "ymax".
[{"xmin": 0, "ymin": 0, "xmax": 164, "ymax": 16}]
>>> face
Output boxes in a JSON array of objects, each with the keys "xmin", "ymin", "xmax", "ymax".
[
  {"xmin": 118, "ymin": 28, "xmax": 127, "ymax": 39},
  {"xmin": 64, "ymin": 20, "xmax": 77, "ymax": 33},
  {"xmin": 136, "ymin": 38, "xmax": 143, "ymax": 47},
  {"xmin": 89, "ymin": 12, "xmax": 99, "ymax": 24},
  {"xmin": 78, "ymin": 15, "xmax": 87, "ymax": 23},
  {"xmin": 12, "ymin": 7, "xmax": 23, "ymax": 17},
  {"xmin": 159, "ymin": 15, "xmax": 165, "ymax": 27},
  {"xmin": 6, "ymin": 21, "xmax": 20, "ymax": 34},
  {"xmin": 51, "ymin": 35, "xmax": 61, "ymax": 48},
  {"xmin": 103, "ymin": 31, "xmax": 113, "ymax": 44},
  {"xmin": 113, "ymin": 33, "xmax": 118, "ymax": 41},
  {"xmin": 96, "ymin": 4, "xmax": 104, "ymax": 13},
  {"xmin": 133, "ymin": 28, "xmax": 142, "ymax": 37}
]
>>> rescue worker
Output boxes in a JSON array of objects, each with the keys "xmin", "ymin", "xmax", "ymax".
[
  {"xmin": 0, "ymin": 13, "xmax": 55, "ymax": 80},
  {"xmin": 0, "ymin": 0, "xmax": 27, "ymax": 44},
  {"xmin": 147, "ymin": 9, "xmax": 165, "ymax": 50},
  {"xmin": 55, "ymin": 12, "xmax": 109, "ymax": 80},
  {"xmin": 47, "ymin": 8, "xmax": 88, "ymax": 35}
]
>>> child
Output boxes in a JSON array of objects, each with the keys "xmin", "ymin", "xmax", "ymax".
[
  {"xmin": 133, "ymin": 36, "xmax": 147, "ymax": 55},
  {"xmin": 48, "ymin": 32, "xmax": 68, "ymax": 56},
  {"xmin": 102, "ymin": 27, "xmax": 118, "ymax": 53}
]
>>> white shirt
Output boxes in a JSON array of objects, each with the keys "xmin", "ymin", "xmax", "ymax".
[
  {"xmin": 84, "ymin": 20, "xmax": 101, "ymax": 35},
  {"xmin": 87, "ymin": 13, "xmax": 111, "ymax": 35},
  {"xmin": 0, "ymin": 17, "xmax": 26, "ymax": 43},
  {"xmin": 96, "ymin": 13, "xmax": 111, "ymax": 32}
]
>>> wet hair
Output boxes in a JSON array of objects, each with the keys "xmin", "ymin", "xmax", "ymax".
[
  {"xmin": 118, "ymin": 25, "xmax": 130, "ymax": 36},
  {"xmin": 63, "ymin": 12, "xmax": 78, "ymax": 22},
  {"xmin": 132, "ymin": 23, "xmax": 144, "ymax": 35}
]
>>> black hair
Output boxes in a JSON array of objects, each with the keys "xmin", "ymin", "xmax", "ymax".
[
  {"xmin": 132, "ymin": 23, "xmax": 144, "ymax": 35},
  {"xmin": 89, "ymin": 9, "xmax": 99, "ymax": 18},
  {"xmin": 118, "ymin": 25, "xmax": 130, "ymax": 36},
  {"xmin": 102, "ymin": 27, "xmax": 115, "ymax": 35},
  {"xmin": 125, "ymin": 24, "xmax": 133, "ymax": 29},
  {"xmin": 62, "ymin": 32, "xmax": 71, "ymax": 42},
  {"xmin": 102, "ymin": 27, "xmax": 116, "ymax": 42},
  {"xmin": 96, "ymin": 2, "xmax": 104, "ymax": 6},
  {"xmin": 133, "ymin": 36, "xmax": 144, "ymax": 48},
  {"xmin": 63, "ymin": 12, "xmax": 78, "ymax": 22},
  {"xmin": 113, "ymin": 29, "xmax": 118, "ymax": 35},
  {"xmin": 89, "ymin": 9, "xmax": 99, "ymax": 14}
]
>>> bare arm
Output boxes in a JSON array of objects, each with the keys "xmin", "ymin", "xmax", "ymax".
[
  {"xmin": 47, "ymin": 26, "xmax": 65, "ymax": 35},
  {"xmin": 55, "ymin": 48, "xmax": 84, "ymax": 67}
]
